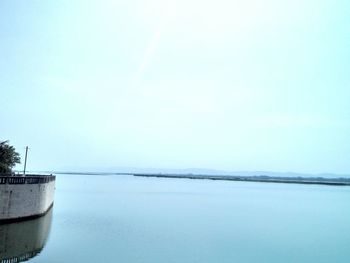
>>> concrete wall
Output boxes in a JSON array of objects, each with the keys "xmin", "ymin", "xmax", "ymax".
[{"xmin": 0, "ymin": 178, "xmax": 55, "ymax": 221}]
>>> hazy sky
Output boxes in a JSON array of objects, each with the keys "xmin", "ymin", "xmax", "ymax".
[{"xmin": 1, "ymin": 0, "xmax": 349, "ymax": 173}]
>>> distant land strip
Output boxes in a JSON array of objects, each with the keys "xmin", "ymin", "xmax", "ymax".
[
  {"xmin": 44, "ymin": 171, "xmax": 350, "ymax": 186},
  {"xmin": 132, "ymin": 174, "xmax": 350, "ymax": 186}
]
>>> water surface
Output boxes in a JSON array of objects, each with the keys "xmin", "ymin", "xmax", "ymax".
[{"xmin": 24, "ymin": 174, "xmax": 350, "ymax": 262}]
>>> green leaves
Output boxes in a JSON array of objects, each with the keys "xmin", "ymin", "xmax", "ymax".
[{"xmin": 0, "ymin": 140, "xmax": 20, "ymax": 174}]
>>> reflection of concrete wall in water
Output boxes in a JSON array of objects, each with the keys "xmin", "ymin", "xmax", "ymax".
[
  {"xmin": 0, "ymin": 207, "xmax": 53, "ymax": 263},
  {"xmin": 0, "ymin": 176, "xmax": 55, "ymax": 221}
]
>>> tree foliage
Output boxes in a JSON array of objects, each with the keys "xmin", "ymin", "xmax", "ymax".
[{"xmin": 0, "ymin": 140, "xmax": 21, "ymax": 174}]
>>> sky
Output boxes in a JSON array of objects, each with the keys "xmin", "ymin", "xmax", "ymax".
[{"xmin": 1, "ymin": 0, "xmax": 349, "ymax": 174}]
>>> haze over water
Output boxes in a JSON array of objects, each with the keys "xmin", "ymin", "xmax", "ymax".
[{"xmin": 24, "ymin": 174, "xmax": 350, "ymax": 263}]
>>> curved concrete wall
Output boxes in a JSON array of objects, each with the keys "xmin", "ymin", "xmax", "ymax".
[{"xmin": 0, "ymin": 176, "xmax": 55, "ymax": 221}]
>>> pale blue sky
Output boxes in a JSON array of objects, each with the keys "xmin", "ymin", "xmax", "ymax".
[{"xmin": 1, "ymin": 0, "xmax": 349, "ymax": 173}]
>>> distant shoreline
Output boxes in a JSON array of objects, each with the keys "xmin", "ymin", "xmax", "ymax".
[
  {"xmin": 133, "ymin": 173, "xmax": 350, "ymax": 186},
  {"xmin": 50, "ymin": 171, "xmax": 350, "ymax": 186}
]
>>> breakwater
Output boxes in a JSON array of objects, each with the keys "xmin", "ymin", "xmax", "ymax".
[
  {"xmin": 133, "ymin": 173, "xmax": 350, "ymax": 186},
  {"xmin": 0, "ymin": 175, "xmax": 55, "ymax": 223}
]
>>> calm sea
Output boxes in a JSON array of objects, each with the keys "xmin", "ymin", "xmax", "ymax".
[{"xmin": 4, "ymin": 174, "xmax": 350, "ymax": 262}]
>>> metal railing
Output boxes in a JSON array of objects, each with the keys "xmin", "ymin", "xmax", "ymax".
[{"xmin": 0, "ymin": 175, "xmax": 55, "ymax": 185}]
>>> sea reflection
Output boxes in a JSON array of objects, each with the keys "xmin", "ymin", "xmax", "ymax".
[{"xmin": 0, "ymin": 207, "xmax": 53, "ymax": 263}]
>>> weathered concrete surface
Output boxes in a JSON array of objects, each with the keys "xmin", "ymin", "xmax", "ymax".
[{"xmin": 0, "ymin": 178, "xmax": 55, "ymax": 221}]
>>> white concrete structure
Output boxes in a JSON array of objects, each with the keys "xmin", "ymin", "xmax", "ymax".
[{"xmin": 0, "ymin": 176, "xmax": 55, "ymax": 222}]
